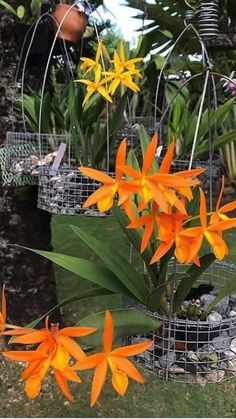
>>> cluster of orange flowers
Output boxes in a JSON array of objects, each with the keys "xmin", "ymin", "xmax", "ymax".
[
  {"xmin": 80, "ymin": 134, "xmax": 236, "ymax": 265},
  {"xmin": 0, "ymin": 287, "xmax": 152, "ymax": 405},
  {"xmin": 75, "ymin": 41, "xmax": 143, "ymax": 105}
]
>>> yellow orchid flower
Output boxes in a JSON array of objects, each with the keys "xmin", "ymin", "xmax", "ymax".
[
  {"xmin": 80, "ymin": 41, "xmax": 103, "ymax": 74},
  {"xmin": 75, "ymin": 65, "xmax": 112, "ymax": 106},
  {"xmin": 113, "ymin": 41, "xmax": 143, "ymax": 73},
  {"xmin": 103, "ymin": 47, "xmax": 142, "ymax": 95},
  {"xmin": 104, "ymin": 67, "xmax": 141, "ymax": 95}
]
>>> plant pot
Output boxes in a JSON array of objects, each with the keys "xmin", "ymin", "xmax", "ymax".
[
  {"xmin": 5, "ymin": 132, "xmax": 72, "ymax": 178},
  {"xmin": 14, "ymin": 20, "xmax": 51, "ymax": 55},
  {"xmin": 53, "ymin": 4, "xmax": 88, "ymax": 43},
  {"xmin": 124, "ymin": 261, "xmax": 236, "ymax": 384},
  {"xmin": 37, "ymin": 166, "xmax": 114, "ymax": 216}
]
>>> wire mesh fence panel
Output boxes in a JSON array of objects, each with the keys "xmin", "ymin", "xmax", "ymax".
[
  {"xmin": 5, "ymin": 132, "xmax": 74, "ymax": 177},
  {"xmin": 124, "ymin": 261, "xmax": 236, "ymax": 384},
  {"xmin": 37, "ymin": 166, "xmax": 114, "ymax": 216}
]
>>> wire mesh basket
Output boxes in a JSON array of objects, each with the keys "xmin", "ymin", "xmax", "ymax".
[
  {"xmin": 5, "ymin": 132, "xmax": 74, "ymax": 177},
  {"xmin": 158, "ymin": 154, "xmax": 222, "ymax": 191},
  {"xmin": 37, "ymin": 166, "xmax": 113, "ymax": 216},
  {"xmin": 116, "ymin": 116, "xmax": 161, "ymax": 149},
  {"xmin": 124, "ymin": 261, "xmax": 236, "ymax": 384},
  {"xmin": 0, "ymin": 146, "xmax": 38, "ymax": 187}
]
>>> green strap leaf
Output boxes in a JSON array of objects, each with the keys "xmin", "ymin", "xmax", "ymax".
[
  {"xmin": 0, "ymin": 0, "xmax": 17, "ymax": 16},
  {"xmin": 70, "ymin": 224, "xmax": 149, "ymax": 303},
  {"xmin": 26, "ymin": 288, "xmax": 114, "ymax": 328},
  {"xmin": 77, "ymin": 308, "xmax": 161, "ymax": 347},
  {"xmin": 18, "ymin": 247, "xmax": 134, "ymax": 297},
  {"xmin": 198, "ymin": 98, "xmax": 235, "ymax": 141},
  {"xmin": 112, "ymin": 204, "xmax": 157, "ymax": 286},
  {"xmin": 173, "ymin": 253, "xmax": 216, "ymax": 313},
  {"xmin": 195, "ymin": 130, "xmax": 236, "ymax": 158}
]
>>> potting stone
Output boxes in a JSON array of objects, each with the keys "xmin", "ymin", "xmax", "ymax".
[
  {"xmin": 212, "ymin": 331, "xmax": 231, "ymax": 351},
  {"xmin": 159, "ymin": 351, "xmax": 176, "ymax": 369},
  {"xmin": 207, "ymin": 311, "xmax": 222, "ymax": 323}
]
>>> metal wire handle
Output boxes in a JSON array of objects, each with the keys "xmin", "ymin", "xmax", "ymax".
[
  {"xmin": 39, "ymin": 0, "xmax": 111, "ymax": 170},
  {"xmin": 198, "ymin": 0, "xmax": 220, "ymax": 40}
]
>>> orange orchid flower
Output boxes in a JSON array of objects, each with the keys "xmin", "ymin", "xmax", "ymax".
[
  {"xmin": 0, "ymin": 284, "xmax": 27, "ymax": 334},
  {"xmin": 0, "ymin": 285, "xmax": 6, "ymax": 333},
  {"xmin": 127, "ymin": 202, "xmax": 159, "ymax": 253},
  {"xmin": 150, "ymin": 208, "xmax": 189, "ymax": 264},
  {"xmin": 79, "ymin": 139, "xmax": 135, "ymax": 214},
  {"xmin": 3, "ymin": 318, "xmax": 96, "ymax": 401},
  {"xmin": 175, "ymin": 189, "xmax": 236, "ymax": 264},
  {"xmin": 210, "ymin": 176, "xmax": 236, "ymax": 223},
  {"xmin": 74, "ymin": 310, "xmax": 152, "ymax": 407},
  {"xmin": 119, "ymin": 136, "xmax": 203, "ymax": 214}
]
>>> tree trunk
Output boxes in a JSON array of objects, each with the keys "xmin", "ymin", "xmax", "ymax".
[{"xmin": 0, "ymin": 7, "xmax": 60, "ymax": 326}]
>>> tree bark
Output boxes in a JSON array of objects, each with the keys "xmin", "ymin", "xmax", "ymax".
[{"xmin": 0, "ymin": 8, "xmax": 60, "ymax": 326}]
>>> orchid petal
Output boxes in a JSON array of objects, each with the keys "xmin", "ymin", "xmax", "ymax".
[
  {"xmin": 112, "ymin": 369, "xmax": 129, "ymax": 396},
  {"xmin": 59, "ymin": 326, "xmax": 96, "ymax": 337},
  {"xmin": 58, "ymin": 335, "xmax": 86, "ymax": 362},
  {"xmin": 159, "ymin": 140, "xmax": 175, "ymax": 174},
  {"xmin": 90, "ymin": 359, "xmax": 108, "ymax": 407},
  {"xmin": 103, "ymin": 310, "xmax": 113, "ymax": 353},
  {"xmin": 110, "ymin": 355, "xmax": 144, "ymax": 383},
  {"xmin": 54, "ymin": 369, "xmax": 74, "ymax": 402},
  {"xmin": 111, "ymin": 340, "xmax": 153, "ymax": 357},
  {"xmin": 142, "ymin": 133, "xmax": 158, "ymax": 175}
]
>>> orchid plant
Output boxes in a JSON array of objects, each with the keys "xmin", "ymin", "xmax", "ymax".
[{"xmin": 30, "ymin": 128, "xmax": 236, "ymax": 321}]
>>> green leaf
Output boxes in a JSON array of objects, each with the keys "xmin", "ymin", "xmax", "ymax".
[
  {"xmin": 70, "ymin": 224, "xmax": 149, "ymax": 303},
  {"xmin": 112, "ymin": 204, "xmax": 157, "ymax": 286},
  {"xmin": 198, "ymin": 98, "xmax": 235, "ymax": 141},
  {"xmin": 146, "ymin": 246, "xmax": 174, "ymax": 311},
  {"xmin": 195, "ymin": 130, "xmax": 236, "ymax": 158},
  {"xmin": 127, "ymin": 149, "xmax": 140, "ymax": 170},
  {"xmin": 186, "ymin": 187, "xmax": 200, "ymax": 219},
  {"xmin": 26, "ymin": 288, "xmax": 114, "ymax": 328},
  {"xmin": 173, "ymin": 253, "xmax": 216, "ymax": 313},
  {"xmin": 30, "ymin": 0, "xmax": 41, "ymax": 17},
  {"xmin": 0, "ymin": 0, "xmax": 17, "ymax": 16},
  {"xmin": 16, "ymin": 5, "xmax": 25, "ymax": 19},
  {"xmin": 137, "ymin": 27, "xmax": 172, "ymax": 57},
  {"xmin": 93, "ymin": 93, "xmax": 127, "ymax": 166},
  {"xmin": 18, "ymin": 247, "xmax": 133, "ymax": 297},
  {"xmin": 154, "ymin": 54, "xmax": 166, "ymax": 70},
  {"xmin": 147, "ymin": 273, "xmax": 187, "ymax": 312},
  {"xmin": 77, "ymin": 308, "xmax": 161, "ymax": 347}
]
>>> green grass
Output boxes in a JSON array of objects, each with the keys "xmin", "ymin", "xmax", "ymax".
[{"xmin": 49, "ymin": 214, "xmax": 236, "ymax": 418}]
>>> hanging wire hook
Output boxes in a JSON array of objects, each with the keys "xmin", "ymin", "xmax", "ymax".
[
  {"xmin": 198, "ymin": 0, "xmax": 220, "ymax": 40},
  {"xmin": 184, "ymin": 0, "xmax": 196, "ymax": 10}
]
